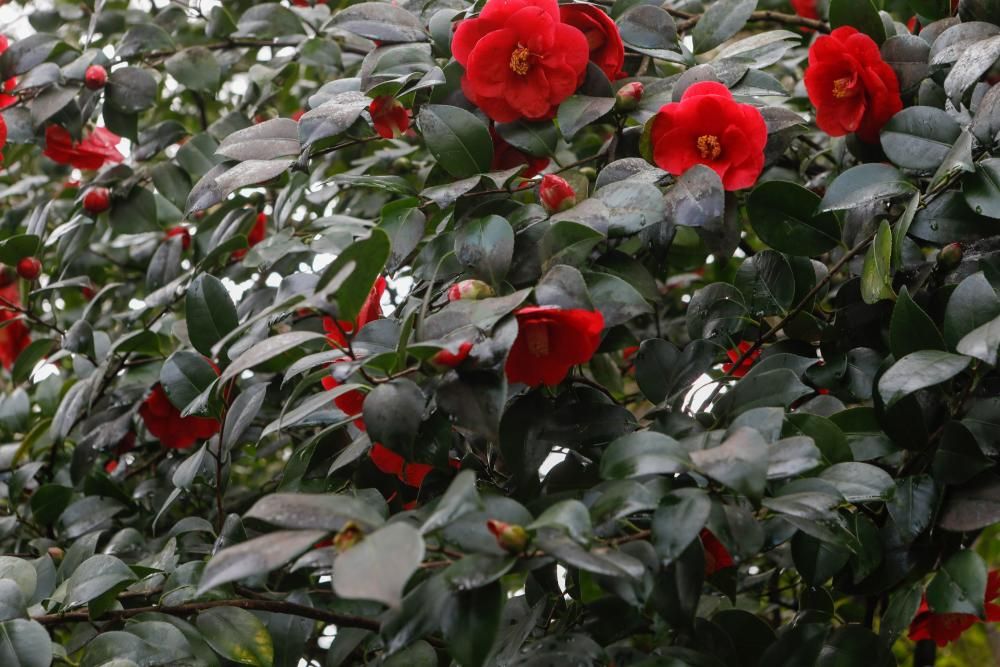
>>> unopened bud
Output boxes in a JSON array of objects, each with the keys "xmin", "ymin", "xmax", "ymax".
[
  {"xmin": 539, "ymin": 174, "xmax": 577, "ymax": 214},
  {"xmin": 47, "ymin": 547, "xmax": 64, "ymax": 561},
  {"xmin": 579, "ymin": 166, "xmax": 597, "ymax": 180},
  {"xmin": 614, "ymin": 81, "xmax": 644, "ymax": 111},
  {"xmin": 448, "ymin": 279, "xmax": 494, "ymax": 302},
  {"xmin": 391, "ymin": 156, "xmax": 412, "ymax": 173},
  {"xmin": 938, "ymin": 242, "xmax": 963, "ymax": 269},
  {"xmin": 486, "ymin": 519, "xmax": 529, "ymax": 553},
  {"xmin": 333, "ymin": 521, "xmax": 364, "ymax": 552}
]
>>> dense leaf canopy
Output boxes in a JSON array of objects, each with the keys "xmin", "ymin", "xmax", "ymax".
[{"xmin": 0, "ymin": 0, "xmax": 1000, "ymax": 665}]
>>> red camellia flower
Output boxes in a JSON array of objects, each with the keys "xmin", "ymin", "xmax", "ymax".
[
  {"xmin": 369, "ymin": 97, "xmax": 411, "ymax": 139},
  {"xmin": 722, "ymin": 341, "xmax": 760, "ymax": 378},
  {"xmin": 453, "ymin": 0, "xmax": 590, "ymax": 122},
  {"xmin": 559, "ymin": 3, "xmax": 625, "ymax": 81},
  {"xmin": 803, "ymin": 26, "xmax": 903, "ymax": 143},
  {"xmin": 650, "ymin": 82, "xmax": 767, "ymax": 191},
  {"xmin": 324, "ymin": 275, "xmax": 387, "ymax": 348},
  {"xmin": 232, "ymin": 212, "xmax": 267, "ymax": 261},
  {"xmin": 0, "ymin": 283, "xmax": 31, "ymax": 370},
  {"xmin": 490, "ymin": 126, "xmax": 549, "ymax": 177},
  {"xmin": 43, "ymin": 126, "xmax": 124, "ymax": 170},
  {"xmin": 165, "ymin": 226, "xmax": 192, "ymax": 250},
  {"xmin": 539, "ymin": 174, "xmax": 577, "ymax": 213},
  {"xmin": 909, "ymin": 570, "xmax": 1000, "ymax": 647},
  {"xmin": 505, "ymin": 306, "xmax": 605, "ymax": 386},
  {"xmin": 701, "ymin": 529, "xmax": 734, "ymax": 575},
  {"xmin": 290, "ymin": 109, "xmax": 306, "ymax": 121},
  {"xmin": 138, "ymin": 383, "xmax": 221, "ymax": 449},
  {"xmin": 0, "ymin": 36, "xmax": 16, "ymax": 110}
]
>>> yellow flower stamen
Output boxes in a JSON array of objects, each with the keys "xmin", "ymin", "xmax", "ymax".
[
  {"xmin": 832, "ymin": 77, "xmax": 852, "ymax": 98},
  {"xmin": 509, "ymin": 46, "xmax": 531, "ymax": 76},
  {"xmin": 697, "ymin": 134, "xmax": 722, "ymax": 160}
]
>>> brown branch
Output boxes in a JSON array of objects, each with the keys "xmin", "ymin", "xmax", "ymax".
[
  {"xmin": 32, "ymin": 598, "xmax": 381, "ymax": 630},
  {"xmin": 677, "ymin": 10, "xmax": 829, "ymax": 34}
]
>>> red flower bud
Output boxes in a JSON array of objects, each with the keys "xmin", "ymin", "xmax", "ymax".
[
  {"xmin": 333, "ymin": 522, "xmax": 364, "ymax": 551},
  {"xmin": 16, "ymin": 257, "xmax": 40, "ymax": 281},
  {"xmin": 447, "ymin": 279, "xmax": 495, "ymax": 302},
  {"xmin": 84, "ymin": 64, "xmax": 107, "ymax": 90},
  {"xmin": 82, "ymin": 187, "xmax": 111, "ymax": 214},
  {"xmin": 614, "ymin": 81, "xmax": 644, "ymax": 111},
  {"xmin": 539, "ymin": 174, "xmax": 577, "ymax": 214},
  {"xmin": 938, "ymin": 242, "xmax": 963, "ymax": 269},
  {"xmin": 431, "ymin": 341, "xmax": 473, "ymax": 369},
  {"xmin": 486, "ymin": 519, "xmax": 529, "ymax": 553},
  {"xmin": 165, "ymin": 225, "xmax": 192, "ymax": 250}
]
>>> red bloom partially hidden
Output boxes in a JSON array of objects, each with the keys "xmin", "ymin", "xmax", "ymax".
[
  {"xmin": 43, "ymin": 126, "xmax": 124, "ymax": 170},
  {"xmin": 0, "ymin": 113, "xmax": 6, "ymax": 164},
  {"xmin": 321, "ymin": 372, "xmax": 367, "ymax": 430},
  {"xmin": 232, "ymin": 212, "xmax": 267, "ymax": 261},
  {"xmin": 453, "ymin": 0, "xmax": 589, "ymax": 122},
  {"xmin": 722, "ymin": 341, "xmax": 760, "ymax": 378},
  {"xmin": 490, "ymin": 126, "xmax": 549, "ymax": 177},
  {"xmin": 139, "ymin": 384, "xmax": 220, "ymax": 449},
  {"xmin": 431, "ymin": 342, "xmax": 474, "ymax": 369},
  {"xmin": 0, "ymin": 36, "xmax": 16, "ymax": 110},
  {"xmin": 804, "ymin": 26, "xmax": 903, "ymax": 143},
  {"xmin": 909, "ymin": 570, "xmax": 1000, "ymax": 647},
  {"xmin": 323, "ymin": 275, "xmax": 387, "ymax": 349},
  {"xmin": 0, "ymin": 283, "xmax": 31, "ymax": 370},
  {"xmin": 369, "ymin": 97, "xmax": 411, "ymax": 139},
  {"xmin": 790, "ymin": 0, "xmax": 818, "ymax": 20},
  {"xmin": 505, "ymin": 306, "xmax": 604, "ymax": 387},
  {"xmin": 701, "ymin": 529, "xmax": 734, "ymax": 576},
  {"xmin": 165, "ymin": 226, "xmax": 192, "ymax": 250},
  {"xmin": 650, "ymin": 82, "xmax": 767, "ymax": 191},
  {"xmin": 559, "ymin": 3, "xmax": 625, "ymax": 81},
  {"xmin": 370, "ymin": 443, "xmax": 434, "ymax": 488}
]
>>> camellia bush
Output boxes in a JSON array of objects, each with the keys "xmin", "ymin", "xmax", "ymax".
[{"xmin": 5, "ymin": 0, "xmax": 1000, "ymax": 664}]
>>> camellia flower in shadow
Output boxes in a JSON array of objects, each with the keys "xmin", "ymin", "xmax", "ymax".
[
  {"xmin": 369, "ymin": 97, "xmax": 411, "ymax": 139},
  {"xmin": 232, "ymin": 212, "xmax": 268, "ymax": 261},
  {"xmin": 700, "ymin": 529, "xmax": 734, "ymax": 575},
  {"xmin": 651, "ymin": 82, "xmax": 767, "ymax": 191},
  {"xmin": 909, "ymin": 570, "xmax": 1000, "ymax": 647},
  {"xmin": 722, "ymin": 341, "xmax": 760, "ymax": 378},
  {"xmin": 321, "ymin": 369, "xmax": 368, "ymax": 431},
  {"xmin": 505, "ymin": 306, "xmax": 604, "ymax": 387},
  {"xmin": 490, "ymin": 126, "xmax": 550, "ymax": 177},
  {"xmin": 42, "ymin": 125, "xmax": 124, "ymax": 170},
  {"xmin": 0, "ymin": 36, "xmax": 17, "ymax": 110},
  {"xmin": 453, "ymin": 0, "xmax": 589, "ymax": 122},
  {"xmin": 559, "ymin": 3, "xmax": 625, "ymax": 81},
  {"xmin": 804, "ymin": 26, "xmax": 902, "ymax": 143},
  {"xmin": 0, "ymin": 282, "xmax": 30, "ymax": 370},
  {"xmin": 323, "ymin": 275, "xmax": 387, "ymax": 349},
  {"xmin": 139, "ymin": 384, "xmax": 220, "ymax": 449}
]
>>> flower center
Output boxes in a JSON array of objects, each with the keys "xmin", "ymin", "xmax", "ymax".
[
  {"xmin": 509, "ymin": 46, "xmax": 531, "ymax": 76},
  {"xmin": 525, "ymin": 323, "xmax": 550, "ymax": 357},
  {"xmin": 832, "ymin": 77, "xmax": 852, "ymax": 98},
  {"xmin": 697, "ymin": 134, "xmax": 722, "ymax": 160}
]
